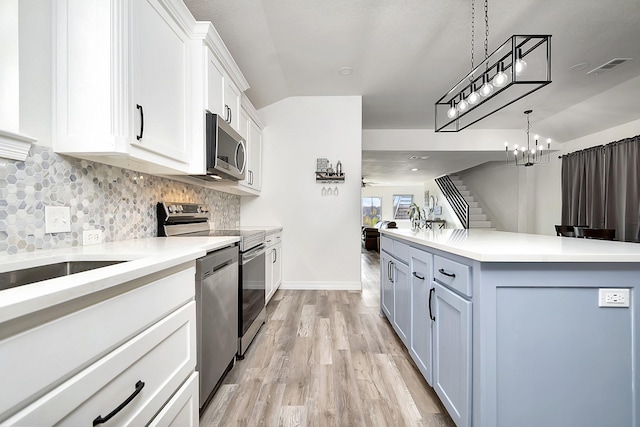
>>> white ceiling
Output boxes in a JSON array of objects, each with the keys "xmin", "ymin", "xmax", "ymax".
[{"xmin": 184, "ymin": 0, "xmax": 640, "ymax": 184}]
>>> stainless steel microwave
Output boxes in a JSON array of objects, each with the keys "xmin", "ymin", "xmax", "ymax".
[{"xmin": 203, "ymin": 111, "xmax": 246, "ymax": 181}]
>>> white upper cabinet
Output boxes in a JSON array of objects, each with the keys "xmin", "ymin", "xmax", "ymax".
[
  {"xmin": 130, "ymin": 0, "xmax": 190, "ymax": 164},
  {"xmin": 54, "ymin": 0, "xmax": 197, "ymax": 174},
  {"xmin": 224, "ymin": 80, "xmax": 242, "ymax": 133},
  {"xmin": 204, "ymin": 48, "xmax": 226, "ymax": 118}
]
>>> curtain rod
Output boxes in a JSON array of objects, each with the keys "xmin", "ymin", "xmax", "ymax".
[{"xmin": 558, "ymin": 134, "xmax": 639, "ymax": 159}]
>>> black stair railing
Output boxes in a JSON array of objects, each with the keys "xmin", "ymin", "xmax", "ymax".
[{"xmin": 435, "ymin": 175, "xmax": 469, "ymax": 229}]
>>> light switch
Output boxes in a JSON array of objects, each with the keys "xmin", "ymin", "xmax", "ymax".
[{"xmin": 45, "ymin": 206, "xmax": 71, "ymax": 233}]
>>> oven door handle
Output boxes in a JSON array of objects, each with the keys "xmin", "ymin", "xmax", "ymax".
[{"xmin": 242, "ymin": 244, "xmax": 266, "ymax": 263}]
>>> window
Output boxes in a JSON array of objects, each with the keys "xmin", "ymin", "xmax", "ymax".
[
  {"xmin": 362, "ymin": 197, "xmax": 381, "ymax": 226},
  {"xmin": 392, "ymin": 195, "xmax": 413, "ymax": 220}
]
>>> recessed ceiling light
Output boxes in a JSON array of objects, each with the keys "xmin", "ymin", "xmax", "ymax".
[
  {"xmin": 408, "ymin": 155, "xmax": 429, "ymax": 160},
  {"xmin": 338, "ymin": 67, "xmax": 353, "ymax": 76},
  {"xmin": 569, "ymin": 62, "xmax": 589, "ymax": 72},
  {"xmin": 411, "ymin": 168, "xmax": 418, "ymax": 172}
]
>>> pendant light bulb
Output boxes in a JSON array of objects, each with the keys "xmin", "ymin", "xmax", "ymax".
[
  {"xmin": 447, "ymin": 103, "xmax": 458, "ymax": 119},
  {"xmin": 492, "ymin": 63, "xmax": 508, "ymax": 88},
  {"xmin": 458, "ymin": 98, "xmax": 469, "ymax": 112},
  {"xmin": 515, "ymin": 49, "xmax": 527, "ymax": 76},
  {"xmin": 480, "ymin": 79, "xmax": 494, "ymax": 97},
  {"xmin": 468, "ymin": 89, "xmax": 480, "ymax": 105}
]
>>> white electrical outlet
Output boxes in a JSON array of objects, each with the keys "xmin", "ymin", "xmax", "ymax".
[
  {"xmin": 45, "ymin": 206, "xmax": 71, "ymax": 233},
  {"xmin": 598, "ymin": 288, "xmax": 630, "ymax": 307},
  {"xmin": 83, "ymin": 229, "xmax": 103, "ymax": 246}
]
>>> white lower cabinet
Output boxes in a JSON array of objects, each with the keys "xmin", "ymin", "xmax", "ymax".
[
  {"xmin": 265, "ymin": 231, "xmax": 283, "ymax": 304},
  {"xmin": 5, "ymin": 302, "xmax": 196, "ymax": 426},
  {"xmin": 149, "ymin": 372, "xmax": 199, "ymax": 427},
  {"xmin": 0, "ymin": 264, "xmax": 198, "ymax": 426}
]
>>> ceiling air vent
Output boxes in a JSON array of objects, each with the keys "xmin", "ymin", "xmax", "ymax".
[{"xmin": 586, "ymin": 58, "xmax": 633, "ymax": 75}]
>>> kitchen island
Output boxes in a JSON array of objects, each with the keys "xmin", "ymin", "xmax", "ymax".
[
  {"xmin": 379, "ymin": 228, "xmax": 640, "ymax": 427},
  {"xmin": 0, "ymin": 236, "xmax": 238, "ymax": 426}
]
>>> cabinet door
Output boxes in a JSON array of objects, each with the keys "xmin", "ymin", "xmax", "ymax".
[
  {"xmin": 205, "ymin": 48, "xmax": 225, "ymax": 117},
  {"xmin": 410, "ymin": 248, "xmax": 434, "ymax": 386},
  {"xmin": 380, "ymin": 253, "xmax": 394, "ymax": 321},
  {"xmin": 248, "ymin": 121, "xmax": 263, "ymax": 191},
  {"xmin": 224, "ymin": 80, "xmax": 241, "ymax": 132},
  {"xmin": 433, "ymin": 283, "xmax": 472, "ymax": 427},
  {"xmin": 273, "ymin": 243, "xmax": 282, "ymax": 290},
  {"xmin": 131, "ymin": 0, "xmax": 190, "ymax": 164},
  {"xmin": 149, "ymin": 372, "xmax": 198, "ymax": 427},
  {"xmin": 392, "ymin": 260, "xmax": 410, "ymax": 346},
  {"xmin": 265, "ymin": 247, "xmax": 274, "ymax": 304}
]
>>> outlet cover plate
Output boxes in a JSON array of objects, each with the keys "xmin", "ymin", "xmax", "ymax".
[
  {"xmin": 82, "ymin": 229, "xmax": 103, "ymax": 246},
  {"xmin": 45, "ymin": 206, "xmax": 71, "ymax": 233},
  {"xmin": 598, "ymin": 288, "xmax": 630, "ymax": 307}
]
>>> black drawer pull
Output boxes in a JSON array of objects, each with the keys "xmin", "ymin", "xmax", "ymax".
[
  {"xmin": 438, "ymin": 268, "xmax": 456, "ymax": 278},
  {"xmin": 412, "ymin": 272, "xmax": 425, "ymax": 280},
  {"xmin": 93, "ymin": 380, "xmax": 145, "ymax": 426},
  {"xmin": 428, "ymin": 288, "xmax": 436, "ymax": 321},
  {"xmin": 136, "ymin": 104, "xmax": 144, "ymax": 141}
]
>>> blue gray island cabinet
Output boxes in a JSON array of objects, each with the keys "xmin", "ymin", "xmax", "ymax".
[{"xmin": 380, "ymin": 228, "xmax": 640, "ymax": 427}]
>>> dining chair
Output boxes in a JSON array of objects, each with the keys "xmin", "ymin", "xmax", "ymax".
[
  {"xmin": 555, "ymin": 225, "xmax": 576, "ymax": 237},
  {"xmin": 573, "ymin": 226, "xmax": 589, "ymax": 238},
  {"xmin": 582, "ymin": 228, "xmax": 616, "ymax": 240}
]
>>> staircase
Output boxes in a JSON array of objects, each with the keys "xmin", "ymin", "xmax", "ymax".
[{"xmin": 448, "ymin": 175, "xmax": 494, "ymax": 229}]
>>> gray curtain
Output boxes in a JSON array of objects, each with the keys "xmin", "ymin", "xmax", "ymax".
[
  {"xmin": 604, "ymin": 136, "xmax": 640, "ymax": 242},
  {"xmin": 560, "ymin": 146, "xmax": 605, "ymax": 228}
]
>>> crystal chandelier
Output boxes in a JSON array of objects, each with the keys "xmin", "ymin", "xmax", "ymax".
[
  {"xmin": 435, "ymin": 0, "xmax": 551, "ymax": 132},
  {"xmin": 504, "ymin": 110, "xmax": 551, "ymax": 167}
]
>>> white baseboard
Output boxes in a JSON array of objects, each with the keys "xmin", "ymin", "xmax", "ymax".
[{"xmin": 279, "ymin": 281, "xmax": 361, "ymax": 291}]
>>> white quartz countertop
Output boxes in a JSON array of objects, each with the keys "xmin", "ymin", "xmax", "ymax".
[
  {"xmin": 380, "ymin": 228, "xmax": 640, "ymax": 262},
  {"xmin": 238, "ymin": 225, "xmax": 283, "ymax": 234},
  {"xmin": 0, "ymin": 236, "xmax": 239, "ymax": 323}
]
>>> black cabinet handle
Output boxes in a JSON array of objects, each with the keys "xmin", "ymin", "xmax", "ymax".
[
  {"xmin": 228, "ymin": 106, "xmax": 232, "ymax": 124},
  {"xmin": 273, "ymin": 248, "xmax": 277, "ymax": 263},
  {"xmin": 136, "ymin": 105, "xmax": 144, "ymax": 141},
  {"xmin": 438, "ymin": 268, "xmax": 456, "ymax": 278},
  {"xmin": 93, "ymin": 380, "xmax": 145, "ymax": 426},
  {"xmin": 412, "ymin": 271, "xmax": 425, "ymax": 280},
  {"xmin": 428, "ymin": 288, "xmax": 435, "ymax": 321}
]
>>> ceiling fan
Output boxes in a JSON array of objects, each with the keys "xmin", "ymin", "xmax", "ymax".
[{"xmin": 361, "ymin": 177, "xmax": 381, "ymax": 187}]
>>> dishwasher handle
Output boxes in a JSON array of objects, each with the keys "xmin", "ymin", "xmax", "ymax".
[{"xmin": 242, "ymin": 244, "xmax": 266, "ymax": 264}]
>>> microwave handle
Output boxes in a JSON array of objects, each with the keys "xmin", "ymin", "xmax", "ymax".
[{"xmin": 235, "ymin": 141, "xmax": 246, "ymax": 174}]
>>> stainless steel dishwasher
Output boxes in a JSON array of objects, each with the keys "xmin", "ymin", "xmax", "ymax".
[{"xmin": 195, "ymin": 244, "xmax": 238, "ymax": 411}]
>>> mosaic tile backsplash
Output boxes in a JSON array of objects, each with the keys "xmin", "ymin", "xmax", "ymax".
[{"xmin": 0, "ymin": 145, "xmax": 241, "ymax": 254}]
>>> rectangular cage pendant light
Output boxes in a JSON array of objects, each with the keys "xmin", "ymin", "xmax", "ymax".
[{"xmin": 435, "ymin": 35, "xmax": 551, "ymax": 132}]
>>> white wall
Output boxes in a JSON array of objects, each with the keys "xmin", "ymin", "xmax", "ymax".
[
  {"xmin": 241, "ymin": 96, "xmax": 362, "ymax": 290},
  {"xmin": 361, "ymin": 185, "xmax": 424, "ymax": 229},
  {"xmin": 456, "ymin": 118, "xmax": 640, "ymax": 235}
]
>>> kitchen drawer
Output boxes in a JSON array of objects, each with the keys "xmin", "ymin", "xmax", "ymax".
[
  {"xmin": 149, "ymin": 372, "xmax": 199, "ymax": 427},
  {"xmin": 0, "ymin": 265, "xmax": 195, "ymax": 420},
  {"xmin": 265, "ymin": 231, "xmax": 282, "ymax": 248},
  {"xmin": 433, "ymin": 255, "xmax": 471, "ymax": 297},
  {"xmin": 393, "ymin": 240, "xmax": 410, "ymax": 264},
  {"xmin": 3, "ymin": 302, "xmax": 196, "ymax": 426},
  {"xmin": 380, "ymin": 235, "xmax": 409, "ymax": 262}
]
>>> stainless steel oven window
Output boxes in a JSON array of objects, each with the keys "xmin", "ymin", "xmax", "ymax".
[{"xmin": 240, "ymin": 244, "xmax": 266, "ymax": 335}]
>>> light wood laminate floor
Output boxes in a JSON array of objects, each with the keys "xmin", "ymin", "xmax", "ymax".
[{"xmin": 201, "ymin": 249, "xmax": 455, "ymax": 427}]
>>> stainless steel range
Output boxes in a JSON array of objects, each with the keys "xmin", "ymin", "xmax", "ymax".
[{"xmin": 157, "ymin": 202, "xmax": 266, "ymax": 360}]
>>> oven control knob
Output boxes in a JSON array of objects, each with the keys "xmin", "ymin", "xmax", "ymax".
[
  {"xmin": 199, "ymin": 206, "xmax": 208, "ymax": 214},
  {"xmin": 177, "ymin": 205, "xmax": 184, "ymax": 212},
  {"xmin": 167, "ymin": 205, "xmax": 175, "ymax": 213}
]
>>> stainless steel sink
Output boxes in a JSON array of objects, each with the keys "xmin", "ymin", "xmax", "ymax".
[{"xmin": 0, "ymin": 260, "xmax": 126, "ymax": 291}]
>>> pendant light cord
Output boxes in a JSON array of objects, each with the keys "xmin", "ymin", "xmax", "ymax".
[
  {"xmin": 470, "ymin": 0, "xmax": 475, "ymax": 71},
  {"xmin": 484, "ymin": 0, "xmax": 489, "ymax": 66}
]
